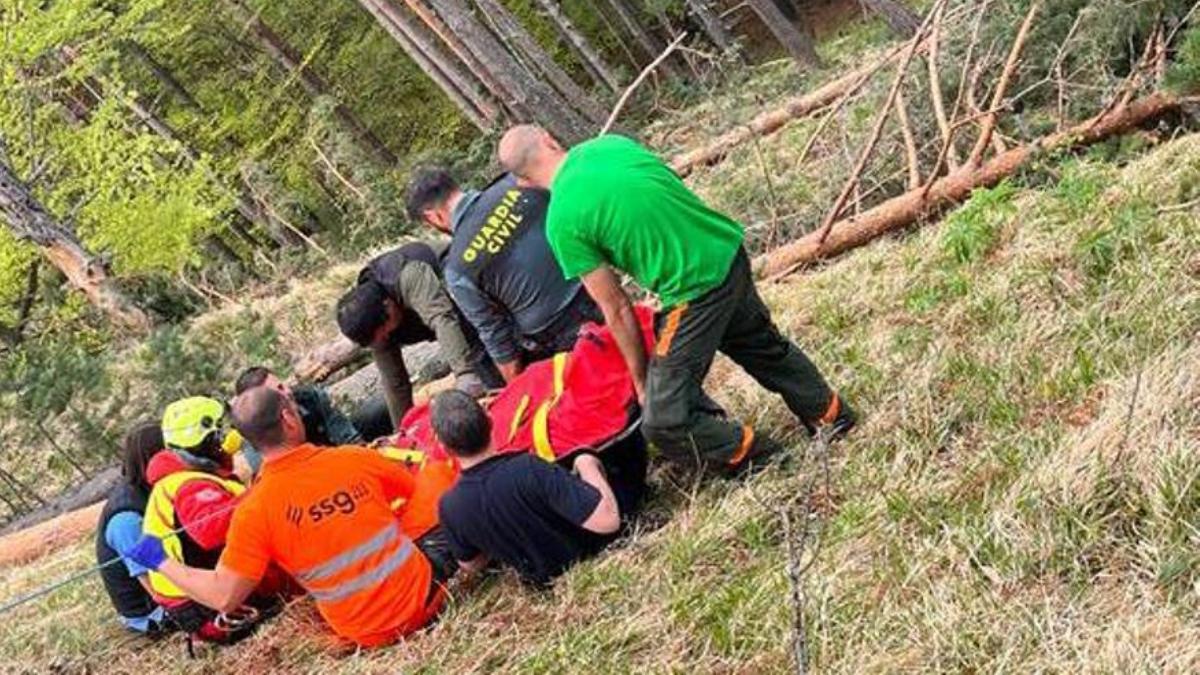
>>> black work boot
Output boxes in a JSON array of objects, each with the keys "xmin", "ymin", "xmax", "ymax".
[
  {"xmin": 803, "ymin": 393, "xmax": 856, "ymax": 440},
  {"xmin": 725, "ymin": 432, "xmax": 785, "ymax": 477},
  {"xmin": 828, "ymin": 396, "xmax": 857, "ymax": 439}
]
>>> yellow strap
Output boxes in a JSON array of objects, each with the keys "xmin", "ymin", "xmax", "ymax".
[
  {"xmin": 531, "ymin": 402, "xmax": 556, "ymax": 462},
  {"xmin": 508, "ymin": 395, "xmax": 531, "ymax": 443},
  {"xmin": 531, "ymin": 353, "xmax": 570, "ymax": 461},
  {"xmin": 551, "ymin": 352, "xmax": 567, "ymax": 396},
  {"xmin": 144, "ymin": 470, "xmax": 245, "ymax": 599},
  {"xmin": 379, "ymin": 447, "xmax": 426, "ymax": 466}
]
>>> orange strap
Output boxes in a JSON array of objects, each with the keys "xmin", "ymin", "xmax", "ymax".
[
  {"xmin": 728, "ymin": 425, "xmax": 755, "ymax": 466},
  {"xmin": 655, "ymin": 304, "xmax": 689, "ymax": 357},
  {"xmin": 818, "ymin": 393, "xmax": 841, "ymax": 425}
]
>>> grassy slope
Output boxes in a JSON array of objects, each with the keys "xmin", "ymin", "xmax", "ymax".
[{"xmin": 1, "ymin": 120, "xmax": 1198, "ymax": 673}]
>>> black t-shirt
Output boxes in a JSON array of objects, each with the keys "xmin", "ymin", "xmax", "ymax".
[{"xmin": 438, "ymin": 452, "xmax": 604, "ymax": 586}]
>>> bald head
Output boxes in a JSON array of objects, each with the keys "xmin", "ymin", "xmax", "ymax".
[
  {"xmin": 232, "ymin": 385, "xmax": 304, "ymax": 452},
  {"xmin": 497, "ymin": 124, "xmax": 566, "ymax": 189}
]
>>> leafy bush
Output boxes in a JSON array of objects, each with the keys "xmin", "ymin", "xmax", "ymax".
[{"xmin": 1166, "ymin": 25, "xmax": 1200, "ymax": 94}]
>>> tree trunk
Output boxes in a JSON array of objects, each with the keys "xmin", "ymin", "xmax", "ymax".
[
  {"xmin": 398, "ymin": 0, "xmax": 518, "ymax": 119},
  {"xmin": 58, "ymin": 46, "xmax": 294, "ymax": 252},
  {"xmin": 474, "ymin": 0, "xmax": 608, "ymax": 125},
  {"xmin": 533, "ymin": 0, "xmax": 621, "ymax": 92},
  {"xmin": 121, "ymin": 90, "xmax": 302, "ymax": 248},
  {"xmin": 0, "ymin": 160, "xmax": 151, "ymax": 333},
  {"xmin": 357, "ymin": 0, "xmax": 495, "ymax": 130},
  {"xmin": 0, "ymin": 465, "xmax": 45, "ymax": 509},
  {"xmin": 435, "ymin": 0, "xmax": 591, "ymax": 142},
  {"xmin": 747, "ymin": 0, "xmax": 822, "ymax": 68},
  {"xmin": 122, "ymin": 41, "xmax": 201, "ymax": 112},
  {"xmin": 589, "ymin": 1, "xmax": 643, "ymax": 69},
  {"xmin": 860, "ymin": 0, "xmax": 921, "ymax": 37},
  {"xmin": 224, "ymin": 0, "xmax": 397, "ymax": 166},
  {"xmin": 685, "ymin": 0, "xmax": 735, "ymax": 52},
  {"xmin": 34, "ymin": 419, "xmax": 91, "ymax": 481},
  {"xmin": 754, "ymin": 92, "xmax": 1184, "ymax": 278},
  {"xmin": 648, "ymin": 6, "xmax": 696, "ymax": 78},
  {"xmin": 601, "ymin": 0, "xmax": 685, "ymax": 81}
]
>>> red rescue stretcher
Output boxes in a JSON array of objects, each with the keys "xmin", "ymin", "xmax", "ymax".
[{"xmin": 382, "ymin": 305, "xmax": 655, "ymax": 465}]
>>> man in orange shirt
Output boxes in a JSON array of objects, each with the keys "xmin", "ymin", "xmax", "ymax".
[{"xmin": 125, "ymin": 385, "xmax": 457, "ymax": 647}]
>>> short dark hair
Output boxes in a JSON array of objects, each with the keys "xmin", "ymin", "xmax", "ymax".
[
  {"xmin": 234, "ymin": 366, "xmax": 271, "ymax": 395},
  {"xmin": 337, "ymin": 281, "xmax": 390, "ymax": 347},
  {"xmin": 122, "ymin": 421, "xmax": 164, "ymax": 495},
  {"xmin": 405, "ymin": 168, "xmax": 458, "ymax": 222},
  {"xmin": 430, "ymin": 390, "xmax": 492, "ymax": 458},
  {"xmin": 232, "ymin": 386, "xmax": 289, "ymax": 449}
]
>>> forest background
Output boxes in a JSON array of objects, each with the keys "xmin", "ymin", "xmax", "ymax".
[
  {"xmin": 0, "ymin": 0, "xmax": 1195, "ymax": 547},
  {"xmin": 0, "ymin": 0, "xmax": 938, "ymax": 521}
]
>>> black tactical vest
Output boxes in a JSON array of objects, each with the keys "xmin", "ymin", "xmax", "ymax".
[{"xmin": 360, "ymin": 242, "xmax": 442, "ymax": 346}]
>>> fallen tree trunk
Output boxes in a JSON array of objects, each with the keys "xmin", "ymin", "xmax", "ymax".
[
  {"xmin": 668, "ymin": 42, "xmax": 914, "ymax": 177},
  {"xmin": 293, "ymin": 335, "xmax": 445, "ymax": 386},
  {"xmin": 754, "ymin": 92, "xmax": 1187, "ymax": 279},
  {"xmin": 293, "ymin": 334, "xmax": 362, "ymax": 383}
]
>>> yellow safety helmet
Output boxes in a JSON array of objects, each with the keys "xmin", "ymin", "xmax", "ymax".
[{"xmin": 162, "ymin": 396, "xmax": 226, "ymax": 451}]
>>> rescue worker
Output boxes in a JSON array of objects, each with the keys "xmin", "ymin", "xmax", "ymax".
[
  {"xmin": 96, "ymin": 421, "xmax": 169, "ymax": 634},
  {"xmin": 498, "ymin": 127, "xmax": 857, "ymax": 473},
  {"xmin": 336, "ymin": 242, "xmax": 504, "ymax": 427},
  {"xmin": 432, "ymin": 391, "xmax": 627, "ymax": 587},
  {"xmin": 143, "ymin": 396, "xmax": 280, "ymax": 645},
  {"xmin": 126, "ymin": 385, "xmax": 458, "ymax": 648},
  {"xmin": 406, "ymin": 168, "xmax": 603, "ymax": 382}
]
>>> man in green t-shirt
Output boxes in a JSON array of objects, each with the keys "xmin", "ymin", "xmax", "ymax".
[{"xmin": 498, "ymin": 126, "xmax": 855, "ymax": 472}]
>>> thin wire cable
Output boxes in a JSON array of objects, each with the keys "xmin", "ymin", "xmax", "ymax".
[{"xmin": 0, "ymin": 490, "xmax": 243, "ymax": 616}]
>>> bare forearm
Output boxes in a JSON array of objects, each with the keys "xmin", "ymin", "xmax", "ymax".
[
  {"xmin": 606, "ymin": 301, "xmax": 647, "ymax": 396},
  {"xmin": 157, "ymin": 560, "xmax": 252, "ymax": 613},
  {"xmin": 582, "ymin": 267, "xmax": 647, "ymax": 398},
  {"xmin": 575, "ymin": 457, "xmax": 620, "ymax": 534},
  {"xmin": 497, "ymin": 359, "xmax": 523, "ymax": 383},
  {"xmin": 460, "ymin": 554, "xmax": 488, "ymax": 576}
]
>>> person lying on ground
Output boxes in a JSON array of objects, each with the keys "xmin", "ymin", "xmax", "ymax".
[
  {"xmin": 337, "ymin": 242, "xmax": 504, "ymax": 428},
  {"xmin": 234, "ymin": 366, "xmax": 366, "ymax": 449},
  {"xmin": 96, "ymin": 421, "xmax": 169, "ymax": 635},
  {"xmin": 407, "ymin": 168, "xmax": 603, "ymax": 382},
  {"xmin": 127, "ymin": 385, "xmax": 459, "ymax": 648},
  {"xmin": 431, "ymin": 390, "xmax": 631, "ymax": 587},
  {"xmin": 497, "ymin": 127, "xmax": 857, "ymax": 475},
  {"xmin": 144, "ymin": 396, "xmax": 290, "ymax": 645}
]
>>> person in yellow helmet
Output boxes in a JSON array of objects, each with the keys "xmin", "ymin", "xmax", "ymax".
[{"xmin": 141, "ymin": 396, "xmax": 291, "ymax": 646}]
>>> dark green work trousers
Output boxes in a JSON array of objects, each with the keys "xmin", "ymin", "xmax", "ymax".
[{"xmin": 643, "ymin": 248, "xmax": 835, "ymax": 466}]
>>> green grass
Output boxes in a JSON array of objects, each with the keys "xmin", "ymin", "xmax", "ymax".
[{"xmin": 4, "ymin": 57, "xmax": 1200, "ymax": 675}]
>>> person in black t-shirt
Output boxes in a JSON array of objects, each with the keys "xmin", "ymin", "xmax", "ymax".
[{"xmin": 432, "ymin": 390, "xmax": 622, "ymax": 586}]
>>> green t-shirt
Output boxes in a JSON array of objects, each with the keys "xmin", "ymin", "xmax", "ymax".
[{"xmin": 545, "ymin": 134, "xmax": 744, "ymax": 308}]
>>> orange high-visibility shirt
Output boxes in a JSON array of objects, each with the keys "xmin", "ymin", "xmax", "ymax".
[{"xmin": 220, "ymin": 444, "xmax": 441, "ymax": 646}]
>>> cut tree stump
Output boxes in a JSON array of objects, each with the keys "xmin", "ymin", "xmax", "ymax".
[{"xmin": 754, "ymin": 92, "xmax": 1188, "ymax": 279}]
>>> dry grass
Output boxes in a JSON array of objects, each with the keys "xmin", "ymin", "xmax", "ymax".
[{"xmin": 1, "ymin": 125, "xmax": 1197, "ymax": 672}]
